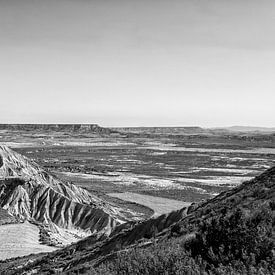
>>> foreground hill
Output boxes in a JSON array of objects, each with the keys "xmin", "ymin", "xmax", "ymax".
[
  {"xmin": 2, "ymin": 166, "xmax": 274, "ymax": 274},
  {"xmin": 0, "ymin": 146, "xmax": 140, "ymax": 247}
]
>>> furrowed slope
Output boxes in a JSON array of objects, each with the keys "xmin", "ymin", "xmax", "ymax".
[
  {"xmin": 8, "ymin": 166, "xmax": 274, "ymax": 274},
  {"xmin": 0, "ymin": 146, "xmax": 138, "ymax": 247}
]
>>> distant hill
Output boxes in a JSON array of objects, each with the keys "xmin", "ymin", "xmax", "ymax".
[
  {"xmin": 217, "ymin": 126, "xmax": 275, "ymax": 133},
  {"xmin": 114, "ymin": 126, "xmax": 275, "ymax": 136},
  {"xmin": 3, "ymin": 166, "xmax": 274, "ymax": 274},
  {"xmin": 1, "ymin": 124, "xmax": 274, "ymax": 135},
  {"xmin": 113, "ymin": 126, "xmax": 208, "ymax": 136}
]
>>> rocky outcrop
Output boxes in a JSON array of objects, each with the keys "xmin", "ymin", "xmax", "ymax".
[{"xmin": 0, "ymin": 146, "xmax": 137, "ymax": 246}]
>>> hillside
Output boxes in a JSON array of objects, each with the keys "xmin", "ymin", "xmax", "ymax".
[
  {"xmin": 0, "ymin": 146, "xmax": 140, "ymax": 247},
  {"xmin": 2, "ymin": 166, "xmax": 274, "ymax": 274}
]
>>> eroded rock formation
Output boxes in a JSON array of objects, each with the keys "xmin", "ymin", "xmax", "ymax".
[{"xmin": 0, "ymin": 146, "xmax": 137, "ymax": 246}]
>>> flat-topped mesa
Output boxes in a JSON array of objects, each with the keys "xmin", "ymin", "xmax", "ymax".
[
  {"xmin": 0, "ymin": 146, "xmax": 137, "ymax": 246},
  {"xmin": 0, "ymin": 124, "xmax": 116, "ymax": 134}
]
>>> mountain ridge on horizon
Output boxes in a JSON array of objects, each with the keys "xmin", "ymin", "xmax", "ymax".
[{"xmin": 0, "ymin": 123, "xmax": 274, "ymax": 132}]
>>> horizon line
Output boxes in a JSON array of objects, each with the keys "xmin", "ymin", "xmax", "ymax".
[{"xmin": 0, "ymin": 123, "xmax": 274, "ymax": 129}]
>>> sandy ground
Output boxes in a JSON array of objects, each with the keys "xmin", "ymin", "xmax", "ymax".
[
  {"xmin": 0, "ymin": 221, "xmax": 56, "ymax": 260},
  {"xmin": 108, "ymin": 192, "xmax": 191, "ymax": 217}
]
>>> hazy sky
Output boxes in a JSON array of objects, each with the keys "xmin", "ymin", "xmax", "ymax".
[{"xmin": 0, "ymin": 0, "xmax": 275, "ymax": 127}]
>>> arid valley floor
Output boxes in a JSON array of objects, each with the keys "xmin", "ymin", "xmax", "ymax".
[{"xmin": 3, "ymin": 125, "xmax": 274, "ymax": 200}]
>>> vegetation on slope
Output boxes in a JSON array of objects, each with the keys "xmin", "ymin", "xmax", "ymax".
[{"xmin": 92, "ymin": 203, "xmax": 274, "ymax": 275}]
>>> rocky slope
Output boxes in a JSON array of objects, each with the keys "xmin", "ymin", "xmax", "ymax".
[
  {"xmin": 0, "ymin": 146, "xmax": 139, "ymax": 246},
  {"xmin": 5, "ymin": 165, "xmax": 273, "ymax": 274}
]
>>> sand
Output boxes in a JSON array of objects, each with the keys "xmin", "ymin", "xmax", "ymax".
[
  {"xmin": 0, "ymin": 221, "xmax": 56, "ymax": 260},
  {"xmin": 108, "ymin": 192, "xmax": 191, "ymax": 217}
]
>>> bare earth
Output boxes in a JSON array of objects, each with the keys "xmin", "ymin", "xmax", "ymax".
[
  {"xmin": 108, "ymin": 192, "xmax": 191, "ymax": 217},
  {"xmin": 0, "ymin": 221, "xmax": 56, "ymax": 260}
]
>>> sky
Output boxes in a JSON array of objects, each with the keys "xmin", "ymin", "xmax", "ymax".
[{"xmin": 0, "ymin": 0, "xmax": 275, "ymax": 127}]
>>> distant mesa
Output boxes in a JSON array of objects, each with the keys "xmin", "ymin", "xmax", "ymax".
[{"xmin": 0, "ymin": 124, "xmax": 117, "ymax": 134}]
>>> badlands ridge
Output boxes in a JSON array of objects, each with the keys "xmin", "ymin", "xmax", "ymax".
[{"xmin": 0, "ymin": 145, "xmax": 138, "ymax": 246}]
